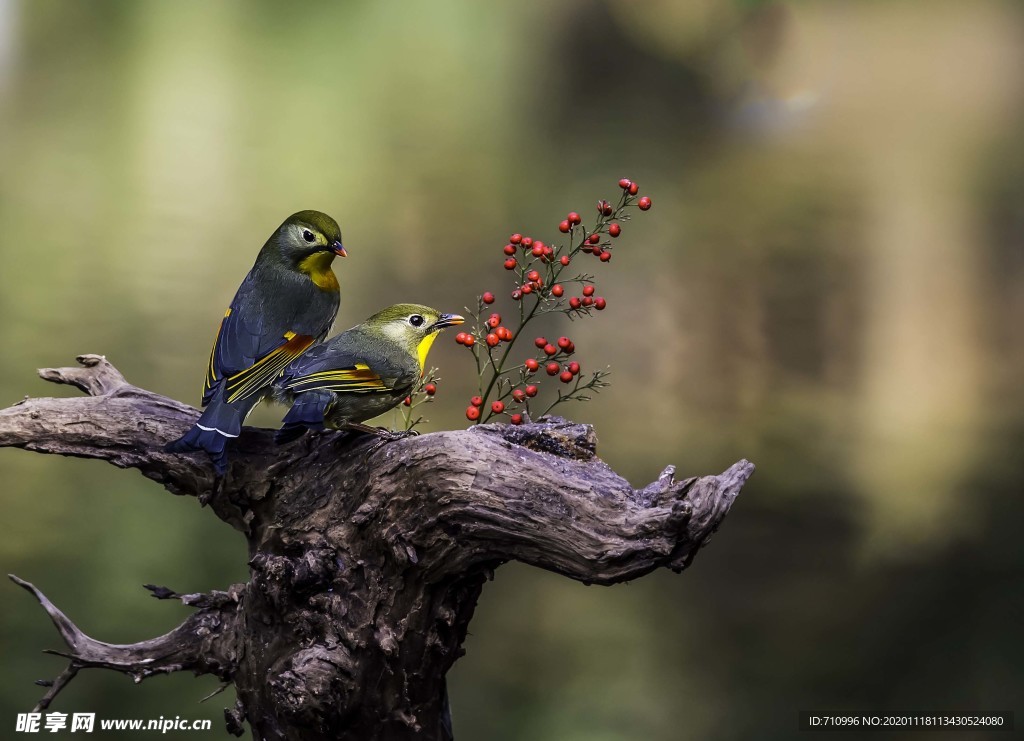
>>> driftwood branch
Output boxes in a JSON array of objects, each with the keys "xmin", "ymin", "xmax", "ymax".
[
  {"xmin": 9, "ymin": 575, "xmax": 241, "ymax": 713},
  {"xmin": 3, "ymin": 355, "xmax": 753, "ymax": 740}
]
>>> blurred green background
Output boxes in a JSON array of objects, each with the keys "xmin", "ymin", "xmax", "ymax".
[{"xmin": 2, "ymin": 1, "xmax": 1023, "ymax": 738}]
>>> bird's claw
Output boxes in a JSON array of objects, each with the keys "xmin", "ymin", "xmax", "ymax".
[{"xmin": 374, "ymin": 427, "xmax": 417, "ymax": 442}]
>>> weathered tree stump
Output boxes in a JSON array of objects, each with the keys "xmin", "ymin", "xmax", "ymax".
[{"xmin": 1, "ymin": 355, "xmax": 753, "ymax": 740}]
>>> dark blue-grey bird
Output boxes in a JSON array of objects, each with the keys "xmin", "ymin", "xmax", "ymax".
[{"xmin": 167, "ymin": 210, "xmax": 346, "ymax": 473}]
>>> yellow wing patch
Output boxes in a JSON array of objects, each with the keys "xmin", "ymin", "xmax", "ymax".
[
  {"xmin": 284, "ymin": 363, "xmax": 390, "ymax": 394},
  {"xmin": 224, "ymin": 332, "xmax": 315, "ymax": 403}
]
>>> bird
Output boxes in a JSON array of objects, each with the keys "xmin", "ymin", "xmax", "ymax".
[
  {"xmin": 167, "ymin": 210, "xmax": 346, "ymax": 473},
  {"xmin": 271, "ymin": 304, "xmax": 464, "ymax": 444}
]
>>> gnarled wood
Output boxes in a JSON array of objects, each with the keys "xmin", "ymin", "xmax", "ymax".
[
  {"xmin": 3, "ymin": 355, "xmax": 753, "ymax": 740},
  {"xmin": 9, "ymin": 576, "xmax": 240, "ymax": 713}
]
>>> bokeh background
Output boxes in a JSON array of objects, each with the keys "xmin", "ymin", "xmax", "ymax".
[{"xmin": 2, "ymin": 1, "xmax": 1023, "ymax": 738}]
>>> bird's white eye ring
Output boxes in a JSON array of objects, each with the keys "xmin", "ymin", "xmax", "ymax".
[
  {"xmin": 409, "ymin": 315, "xmax": 425, "ymax": 327},
  {"xmin": 302, "ymin": 229, "xmax": 316, "ymax": 243}
]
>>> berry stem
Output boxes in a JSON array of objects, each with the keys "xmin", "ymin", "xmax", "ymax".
[{"xmin": 466, "ymin": 179, "xmax": 646, "ymax": 424}]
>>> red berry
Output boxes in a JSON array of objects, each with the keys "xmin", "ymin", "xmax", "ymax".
[
  {"xmin": 588, "ymin": 233, "xmax": 600, "ymax": 244},
  {"xmin": 557, "ymin": 336, "xmax": 571, "ymax": 349},
  {"xmin": 597, "ymin": 199, "xmax": 611, "ymax": 215},
  {"xmin": 525, "ymin": 384, "xmax": 539, "ymax": 397},
  {"xmin": 503, "ymin": 244, "xmax": 516, "ymax": 256},
  {"xmin": 510, "ymin": 233, "xmax": 523, "ymax": 244},
  {"xmin": 525, "ymin": 358, "xmax": 540, "ymax": 372},
  {"xmin": 424, "ymin": 383, "xmax": 437, "ymax": 395},
  {"xmin": 628, "ymin": 182, "xmax": 639, "ymax": 195},
  {"xmin": 568, "ymin": 211, "xmax": 581, "ymax": 225},
  {"xmin": 464, "ymin": 335, "xmax": 476, "ymax": 347},
  {"xmin": 455, "ymin": 332, "xmax": 466, "ymax": 345},
  {"xmin": 532, "ymin": 244, "xmax": 544, "ymax": 257},
  {"xmin": 504, "ymin": 258, "xmax": 517, "ymax": 270},
  {"xmin": 403, "ymin": 396, "xmax": 412, "ymax": 406},
  {"xmin": 600, "ymin": 251, "xmax": 611, "ymax": 262},
  {"xmin": 560, "ymin": 370, "xmax": 573, "ymax": 383},
  {"xmin": 582, "ymin": 285, "xmax": 595, "ymax": 296},
  {"xmin": 569, "ymin": 296, "xmax": 582, "ymax": 309},
  {"xmin": 568, "ymin": 361, "xmax": 580, "ymax": 375},
  {"xmin": 546, "ymin": 362, "xmax": 560, "ymax": 375},
  {"xmin": 582, "ymin": 296, "xmax": 594, "ymax": 307},
  {"xmin": 592, "ymin": 249, "xmax": 604, "ymax": 259},
  {"xmin": 482, "ymin": 291, "xmax": 495, "ymax": 304},
  {"xmin": 551, "ymin": 284, "xmax": 564, "ymax": 297},
  {"xmin": 491, "ymin": 401, "xmax": 505, "ymax": 414},
  {"xmin": 618, "ymin": 178, "xmax": 631, "ymax": 189},
  {"xmin": 560, "ymin": 255, "xmax": 570, "ymax": 266},
  {"xmin": 486, "ymin": 333, "xmax": 500, "ymax": 347},
  {"xmin": 470, "ymin": 396, "xmax": 483, "ymax": 407},
  {"xmin": 521, "ymin": 236, "xmax": 533, "ymax": 247},
  {"xmin": 466, "ymin": 406, "xmax": 481, "ymax": 421},
  {"xmin": 511, "ymin": 289, "xmax": 522, "ymax": 301},
  {"xmin": 510, "ymin": 413, "xmax": 523, "ymax": 425},
  {"xmin": 608, "ymin": 223, "xmax": 621, "ymax": 237},
  {"xmin": 594, "ymin": 297, "xmax": 606, "ymax": 310},
  {"xmin": 521, "ymin": 283, "xmax": 533, "ymax": 294},
  {"xmin": 543, "ymin": 343, "xmax": 558, "ymax": 356},
  {"xmin": 527, "ymin": 270, "xmax": 540, "ymax": 282},
  {"xmin": 534, "ymin": 337, "xmax": 547, "ymax": 348},
  {"xmin": 559, "ymin": 220, "xmax": 570, "ymax": 233},
  {"xmin": 512, "ymin": 389, "xmax": 526, "ymax": 403},
  {"xmin": 638, "ymin": 196, "xmax": 651, "ymax": 211},
  {"xmin": 497, "ymin": 326, "xmax": 513, "ymax": 341},
  {"xmin": 487, "ymin": 313, "xmax": 501, "ymax": 328}
]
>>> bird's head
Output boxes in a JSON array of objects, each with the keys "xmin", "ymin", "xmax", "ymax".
[
  {"xmin": 272, "ymin": 210, "xmax": 347, "ymax": 265},
  {"xmin": 363, "ymin": 304, "xmax": 465, "ymax": 372}
]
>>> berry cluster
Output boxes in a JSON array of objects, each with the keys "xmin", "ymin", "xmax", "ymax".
[
  {"xmin": 397, "ymin": 366, "xmax": 441, "ymax": 431},
  {"xmin": 457, "ymin": 177, "xmax": 651, "ymax": 424}
]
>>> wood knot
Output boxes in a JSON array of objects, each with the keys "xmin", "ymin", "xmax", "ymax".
[
  {"xmin": 249, "ymin": 548, "xmax": 338, "ymax": 596},
  {"xmin": 269, "ymin": 646, "xmax": 354, "ymax": 722},
  {"xmin": 476, "ymin": 416, "xmax": 598, "ymax": 460}
]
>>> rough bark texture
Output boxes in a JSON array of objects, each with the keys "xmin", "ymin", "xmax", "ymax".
[{"xmin": 2, "ymin": 355, "xmax": 753, "ymax": 740}]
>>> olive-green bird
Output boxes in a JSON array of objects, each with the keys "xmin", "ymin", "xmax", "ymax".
[
  {"xmin": 167, "ymin": 210, "xmax": 346, "ymax": 473},
  {"xmin": 272, "ymin": 304, "xmax": 463, "ymax": 444}
]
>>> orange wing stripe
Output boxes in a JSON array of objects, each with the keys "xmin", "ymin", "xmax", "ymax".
[
  {"xmin": 284, "ymin": 365, "xmax": 390, "ymax": 394},
  {"xmin": 225, "ymin": 333, "xmax": 315, "ymax": 403}
]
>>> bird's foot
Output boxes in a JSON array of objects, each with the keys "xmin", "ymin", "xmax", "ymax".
[
  {"xmin": 375, "ymin": 427, "xmax": 418, "ymax": 441},
  {"xmin": 339, "ymin": 424, "xmax": 417, "ymax": 454},
  {"xmin": 342, "ymin": 422, "xmax": 415, "ymax": 441}
]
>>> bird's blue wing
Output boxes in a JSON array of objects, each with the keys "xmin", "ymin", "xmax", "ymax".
[
  {"xmin": 202, "ymin": 278, "xmax": 317, "ymax": 405},
  {"xmin": 278, "ymin": 331, "xmax": 413, "ymax": 396}
]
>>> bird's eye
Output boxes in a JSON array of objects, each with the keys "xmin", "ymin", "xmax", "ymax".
[
  {"xmin": 409, "ymin": 315, "xmax": 425, "ymax": 327},
  {"xmin": 302, "ymin": 229, "xmax": 316, "ymax": 243}
]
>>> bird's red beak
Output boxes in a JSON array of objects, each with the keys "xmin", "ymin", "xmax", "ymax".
[{"xmin": 332, "ymin": 240, "xmax": 347, "ymax": 258}]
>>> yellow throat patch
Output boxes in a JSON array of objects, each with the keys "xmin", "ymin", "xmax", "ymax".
[
  {"xmin": 297, "ymin": 252, "xmax": 339, "ymax": 292},
  {"xmin": 417, "ymin": 333, "xmax": 438, "ymax": 374}
]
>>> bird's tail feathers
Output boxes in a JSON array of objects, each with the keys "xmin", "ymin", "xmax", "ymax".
[
  {"xmin": 275, "ymin": 392, "xmax": 331, "ymax": 445},
  {"xmin": 166, "ymin": 397, "xmax": 246, "ymax": 474}
]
